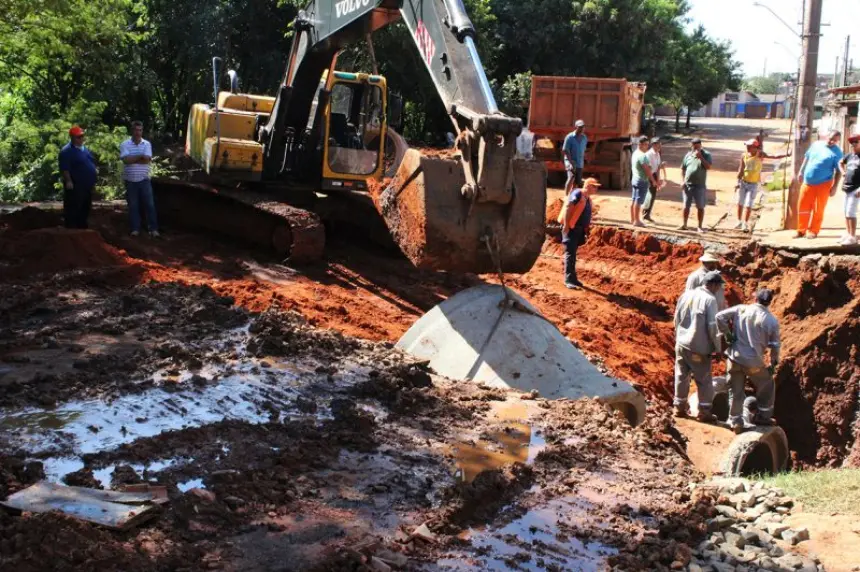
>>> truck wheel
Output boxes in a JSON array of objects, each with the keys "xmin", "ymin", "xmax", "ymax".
[
  {"xmin": 547, "ymin": 171, "xmax": 567, "ymax": 188},
  {"xmin": 619, "ymin": 147, "xmax": 632, "ymax": 193}
]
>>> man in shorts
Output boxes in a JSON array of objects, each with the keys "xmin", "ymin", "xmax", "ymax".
[
  {"xmin": 680, "ymin": 138, "xmax": 712, "ymax": 233},
  {"xmin": 735, "ymin": 139, "xmax": 763, "ymax": 232},
  {"xmin": 839, "ymin": 134, "xmax": 860, "ymax": 245},
  {"xmin": 630, "ymin": 136, "xmax": 657, "ymax": 227}
]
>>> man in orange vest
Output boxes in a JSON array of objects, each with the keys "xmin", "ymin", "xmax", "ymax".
[{"xmin": 560, "ymin": 177, "xmax": 600, "ymax": 289}]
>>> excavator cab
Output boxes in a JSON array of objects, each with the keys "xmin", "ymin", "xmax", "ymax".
[{"xmin": 320, "ymin": 72, "xmax": 388, "ymax": 192}]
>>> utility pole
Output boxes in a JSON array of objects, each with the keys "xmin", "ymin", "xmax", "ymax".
[
  {"xmin": 833, "ymin": 57, "xmax": 840, "ymax": 88},
  {"xmin": 842, "ymin": 36, "xmax": 851, "ymax": 87},
  {"xmin": 786, "ymin": 0, "xmax": 823, "ymax": 230}
]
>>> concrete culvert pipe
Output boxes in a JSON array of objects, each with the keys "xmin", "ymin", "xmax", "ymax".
[
  {"xmin": 676, "ymin": 419, "xmax": 790, "ymax": 477},
  {"xmin": 720, "ymin": 426, "xmax": 790, "ymax": 477},
  {"xmin": 395, "ymin": 284, "xmax": 647, "ymax": 426}
]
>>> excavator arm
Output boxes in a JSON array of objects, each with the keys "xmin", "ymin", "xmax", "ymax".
[{"xmin": 262, "ymin": 0, "xmax": 546, "ymax": 272}]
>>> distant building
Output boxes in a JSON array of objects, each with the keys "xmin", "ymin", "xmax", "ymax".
[
  {"xmin": 818, "ymin": 84, "xmax": 860, "ymax": 147},
  {"xmin": 699, "ymin": 91, "xmax": 789, "ymax": 119}
]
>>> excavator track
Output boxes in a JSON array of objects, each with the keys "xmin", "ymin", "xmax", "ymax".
[{"xmin": 151, "ymin": 178, "xmax": 325, "ymax": 264}]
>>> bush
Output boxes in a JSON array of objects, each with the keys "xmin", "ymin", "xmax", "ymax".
[{"xmin": 0, "ymin": 99, "xmax": 127, "ymax": 203}]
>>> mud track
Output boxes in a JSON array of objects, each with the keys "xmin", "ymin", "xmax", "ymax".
[{"xmin": 1, "ymin": 205, "xmax": 859, "ymax": 571}]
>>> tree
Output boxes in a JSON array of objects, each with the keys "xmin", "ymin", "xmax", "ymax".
[
  {"xmin": 743, "ymin": 76, "xmax": 780, "ymax": 95},
  {"xmin": 661, "ymin": 26, "xmax": 741, "ymax": 130}
]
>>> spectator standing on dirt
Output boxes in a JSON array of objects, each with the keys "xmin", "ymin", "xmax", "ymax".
[
  {"xmin": 716, "ymin": 288, "xmax": 781, "ymax": 434},
  {"xmin": 838, "ymin": 134, "xmax": 860, "ymax": 246},
  {"xmin": 120, "ymin": 120, "xmax": 159, "ymax": 237},
  {"xmin": 630, "ymin": 136, "xmax": 657, "ymax": 227},
  {"xmin": 735, "ymin": 139, "xmax": 765, "ymax": 233},
  {"xmin": 680, "ymin": 138, "xmax": 712, "ymax": 233},
  {"xmin": 563, "ymin": 120, "xmax": 587, "ymax": 194},
  {"xmin": 560, "ymin": 177, "xmax": 599, "ymax": 289},
  {"xmin": 673, "ymin": 271, "xmax": 724, "ymax": 422},
  {"xmin": 795, "ymin": 130, "xmax": 843, "ymax": 239},
  {"xmin": 58, "ymin": 126, "xmax": 97, "ymax": 229},
  {"xmin": 643, "ymin": 138, "xmax": 666, "ymax": 222}
]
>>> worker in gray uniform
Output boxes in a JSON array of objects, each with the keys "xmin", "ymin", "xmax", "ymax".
[
  {"xmin": 673, "ymin": 271, "xmax": 724, "ymax": 422},
  {"xmin": 686, "ymin": 251, "xmax": 727, "ymax": 311},
  {"xmin": 716, "ymin": 288, "xmax": 781, "ymax": 434}
]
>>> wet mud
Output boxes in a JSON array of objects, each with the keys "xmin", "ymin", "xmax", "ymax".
[{"xmin": 1, "ymin": 205, "xmax": 859, "ymax": 570}]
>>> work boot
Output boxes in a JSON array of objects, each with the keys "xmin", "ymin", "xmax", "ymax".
[
  {"xmin": 696, "ymin": 410, "xmax": 717, "ymax": 423},
  {"xmin": 673, "ymin": 405, "xmax": 689, "ymax": 418},
  {"xmin": 130, "ymin": 230, "xmax": 140, "ymax": 237}
]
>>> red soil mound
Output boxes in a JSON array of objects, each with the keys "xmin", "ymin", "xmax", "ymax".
[
  {"xmin": 0, "ymin": 206, "xmax": 62, "ymax": 232},
  {"xmin": 0, "ymin": 228, "xmax": 131, "ymax": 277}
]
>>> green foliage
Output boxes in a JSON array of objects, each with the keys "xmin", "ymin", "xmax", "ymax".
[
  {"xmin": 0, "ymin": 0, "xmax": 743, "ymax": 202},
  {"xmin": 743, "ymin": 76, "xmax": 781, "ymax": 95},
  {"xmin": 0, "ymin": 98, "xmax": 127, "ymax": 202}
]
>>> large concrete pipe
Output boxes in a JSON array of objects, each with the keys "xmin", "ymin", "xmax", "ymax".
[
  {"xmin": 676, "ymin": 418, "xmax": 790, "ymax": 477},
  {"xmin": 396, "ymin": 284, "xmax": 646, "ymax": 426}
]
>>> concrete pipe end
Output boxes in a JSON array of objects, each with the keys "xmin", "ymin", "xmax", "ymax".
[
  {"xmin": 720, "ymin": 426, "xmax": 790, "ymax": 477},
  {"xmin": 598, "ymin": 391, "xmax": 647, "ymax": 427}
]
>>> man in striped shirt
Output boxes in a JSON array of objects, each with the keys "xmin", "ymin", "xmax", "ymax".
[{"xmin": 120, "ymin": 120, "xmax": 159, "ymax": 237}]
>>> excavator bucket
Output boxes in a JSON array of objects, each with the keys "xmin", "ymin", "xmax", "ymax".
[
  {"xmin": 396, "ymin": 284, "xmax": 646, "ymax": 426},
  {"xmin": 378, "ymin": 149, "xmax": 546, "ymax": 274}
]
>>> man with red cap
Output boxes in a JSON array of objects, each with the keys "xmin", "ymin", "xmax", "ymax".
[{"xmin": 58, "ymin": 126, "xmax": 97, "ymax": 229}]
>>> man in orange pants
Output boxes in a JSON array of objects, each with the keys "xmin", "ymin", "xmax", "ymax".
[{"xmin": 795, "ymin": 130, "xmax": 844, "ymax": 238}]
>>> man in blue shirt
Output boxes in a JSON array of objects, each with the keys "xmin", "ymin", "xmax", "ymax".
[
  {"xmin": 563, "ymin": 119, "xmax": 587, "ymax": 194},
  {"xmin": 795, "ymin": 130, "xmax": 844, "ymax": 239},
  {"xmin": 58, "ymin": 126, "xmax": 97, "ymax": 229},
  {"xmin": 560, "ymin": 177, "xmax": 599, "ymax": 289}
]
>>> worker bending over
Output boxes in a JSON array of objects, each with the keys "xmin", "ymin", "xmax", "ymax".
[
  {"xmin": 716, "ymin": 289, "xmax": 781, "ymax": 434},
  {"xmin": 673, "ymin": 271, "xmax": 725, "ymax": 422}
]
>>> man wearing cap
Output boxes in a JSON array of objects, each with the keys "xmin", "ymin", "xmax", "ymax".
[
  {"xmin": 560, "ymin": 177, "xmax": 599, "ymax": 289},
  {"xmin": 563, "ymin": 120, "xmax": 587, "ymax": 194},
  {"xmin": 631, "ymin": 136, "xmax": 658, "ymax": 227},
  {"xmin": 120, "ymin": 120, "xmax": 159, "ymax": 237},
  {"xmin": 838, "ymin": 134, "xmax": 860, "ymax": 245},
  {"xmin": 716, "ymin": 289, "xmax": 781, "ymax": 433},
  {"xmin": 58, "ymin": 126, "xmax": 97, "ymax": 229},
  {"xmin": 795, "ymin": 130, "xmax": 843, "ymax": 239},
  {"xmin": 673, "ymin": 270, "xmax": 724, "ymax": 422},
  {"xmin": 680, "ymin": 138, "xmax": 712, "ymax": 233},
  {"xmin": 686, "ymin": 251, "xmax": 726, "ymax": 311},
  {"xmin": 643, "ymin": 138, "xmax": 666, "ymax": 222}
]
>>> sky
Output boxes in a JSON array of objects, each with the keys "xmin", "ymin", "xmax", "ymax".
[{"xmin": 687, "ymin": 0, "xmax": 860, "ymax": 78}]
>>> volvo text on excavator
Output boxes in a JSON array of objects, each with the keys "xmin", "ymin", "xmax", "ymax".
[{"xmin": 153, "ymin": 0, "xmax": 546, "ymax": 273}]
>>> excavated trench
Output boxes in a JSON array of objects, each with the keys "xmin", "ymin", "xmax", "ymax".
[
  {"xmin": 1, "ymin": 206, "xmax": 857, "ymax": 473},
  {"xmin": 546, "ymin": 228, "xmax": 860, "ymax": 470}
]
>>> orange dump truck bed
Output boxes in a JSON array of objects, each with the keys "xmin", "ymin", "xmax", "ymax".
[{"xmin": 528, "ymin": 76, "xmax": 647, "ymax": 189}]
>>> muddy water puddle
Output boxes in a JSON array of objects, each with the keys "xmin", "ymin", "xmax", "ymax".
[
  {"xmin": 1, "ymin": 354, "xmax": 368, "ymax": 485},
  {"xmin": 451, "ymin": 399, "xmax": 547, "ymax": 483},
  {"xmin": 436, "ymin": 494, "xmax": 618, "ymax": 571}
]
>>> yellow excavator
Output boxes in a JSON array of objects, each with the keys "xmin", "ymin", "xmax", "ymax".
[{"xmin": 153, "ymin": 0, "xmax": 546, "ymax": 273}]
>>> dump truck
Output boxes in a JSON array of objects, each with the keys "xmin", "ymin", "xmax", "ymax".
[{"xmin": 528, "ymin": 76, "xmax": 647, "ymax": 190}]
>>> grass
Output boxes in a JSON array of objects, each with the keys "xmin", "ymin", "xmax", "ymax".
[{"xmin": 754, "ymin": 468, "xmax": 860, "ymax": 516}]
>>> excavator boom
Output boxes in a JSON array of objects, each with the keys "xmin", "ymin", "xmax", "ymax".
[{"xmin": 262, "ymin": 0, "xmax": 546, "ymax": 273}]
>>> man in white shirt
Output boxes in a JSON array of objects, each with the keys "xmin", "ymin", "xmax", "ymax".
[
  {"xmin": 643, "ymin": 138, "xmax": 666, "ymax": 221},
  {"xmin": 716, "ymin": 289, "xmax": 781, "ymax": 433},
  {"xmin": 120, "ymin": 120, "xmax": 159, "ymax": 237}
]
